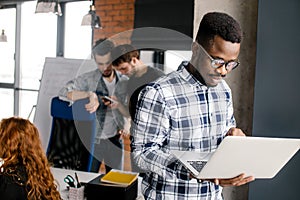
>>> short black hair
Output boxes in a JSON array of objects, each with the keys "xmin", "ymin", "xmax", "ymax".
[
  {"xmin": 92, "ymin": 38, "xmax": 115, "ymax": 57},
  {"xmin": 111, "ymin": 44, "xmax": 140, "ymax": 66},
  {"xmin": 196, "ymin": 12, "xmax": 242, "ymax": 48}
]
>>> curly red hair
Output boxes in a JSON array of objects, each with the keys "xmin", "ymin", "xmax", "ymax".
[{"xmin": 0, "ymin": 117, "xmax": 61, "ymax": 199}]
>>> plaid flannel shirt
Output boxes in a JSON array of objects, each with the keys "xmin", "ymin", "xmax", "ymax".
[{"xmin": 131, "ymin": 61, "xmax": 236, "ymax": 200}]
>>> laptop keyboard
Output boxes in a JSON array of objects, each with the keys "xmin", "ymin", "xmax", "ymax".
[{"xmin": 187, "ymin": 160, "xmax": 207, "ymax": 172}]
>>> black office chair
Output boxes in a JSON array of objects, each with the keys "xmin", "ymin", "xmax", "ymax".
[{"xmin": 47, "ymin": 97, "xmax": 96, "ymax": 172}]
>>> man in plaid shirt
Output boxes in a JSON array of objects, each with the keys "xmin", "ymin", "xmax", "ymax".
[{"xmin": 131, "ymin": 12, "xmax": 255, "ymax": 199}]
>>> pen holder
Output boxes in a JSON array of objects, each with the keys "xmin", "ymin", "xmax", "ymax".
[{"xmin": 68, "ymin": 186, "xmax": 85, "ymax": 200}]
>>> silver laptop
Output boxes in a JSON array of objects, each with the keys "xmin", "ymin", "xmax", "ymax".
[{"xmin": 171, "ymin": 136, "xmax": 300, "ymax": 179}]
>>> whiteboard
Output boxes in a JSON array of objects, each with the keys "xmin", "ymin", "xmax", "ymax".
[{"xmin": 33, "ymin": 57, "xmax": 97, "ymax": 150}]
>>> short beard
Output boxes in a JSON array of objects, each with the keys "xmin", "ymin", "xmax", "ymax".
[{"xmin": 102, "ymin": 70, "xmax": 113, "ymax": 77}]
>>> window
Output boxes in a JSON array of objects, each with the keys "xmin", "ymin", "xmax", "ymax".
[
  {"xmin": 0, "ymin": 5, "xmax": 16, "ymax": 120},
  {"xmin": 64, "ymin": 1, "xmax": 92, "ymax": 59},
  {"xmin": 0, "ymin": 1, "xmax": 92, "ymax": 120}
]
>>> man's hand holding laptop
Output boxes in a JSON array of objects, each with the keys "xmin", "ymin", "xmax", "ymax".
[
  {"xmin": 190, "ymin": 127, "xmax": 255, "ymax": 186},
  {"xmin": 211, "ymin": 173, "xmax": 255, "ymax": 187},
  {"xmin": 225, "ymin": 127, "xmax": 246, "ymax": 137}
]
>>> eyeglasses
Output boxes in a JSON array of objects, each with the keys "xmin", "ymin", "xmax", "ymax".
[{"xmin": 199, "ymin": 44, "xmax": 240, "ymax": 71}]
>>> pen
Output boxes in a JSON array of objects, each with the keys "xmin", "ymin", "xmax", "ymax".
[{"xmin": 74, "ymin": 172, "xmax": 81, "ymax": 188}]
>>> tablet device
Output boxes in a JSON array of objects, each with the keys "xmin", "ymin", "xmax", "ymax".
[{"xmin": 171, "ymin": 136, "xmax": 300, "ymax": 179}]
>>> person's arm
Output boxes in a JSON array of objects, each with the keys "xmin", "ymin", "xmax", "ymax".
[
  {"xmin": 223, "ymin": 86, "xmax": 246, "ymax": 137},
  {"xmin": 107, "ymin": 95, "xmax": 130, "ymax": 118},
  {"xmin": 109, "ymin": 78, "xmax": 130, "ymax": 117},
  {"xmin": 212, "ymin": 173, "xmax": 255, "ymax": 187},
  {"xmin": 191, "ymin": 130, "xmax": 254, "ymax": 186},
  {"xmin": 58, "ymin": 73, "xmax": 99, "ymax": 113},
  {"xmin": 226, "ymin": 127, "xmax": 245, "ymax": 136},
  {"xmin": 222, "ymin": 89, "xmax": 244, "ymax": 140},
  {"xmin": 66, "ymin": 90, "xmax": 91, "ymax": 101},
  {"xmin": 66, "ymin": 91, "xmax": 99, "ymax": 113},
  {"xmin": 205, "ymin": 87, "xmax": 253, "ymax": 186},
  {"xmin": 116, "ymin": 101, "xmax": 130, "ymax": 117}
]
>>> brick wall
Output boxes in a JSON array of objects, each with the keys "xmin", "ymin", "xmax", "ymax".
[{"xmin": 94, "ymin": 0, "xmax": 135, "ymax": 45}]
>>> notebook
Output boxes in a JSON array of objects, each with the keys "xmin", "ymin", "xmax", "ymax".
[{"xmin": 171, "ymin": 136, "xmax": 300, "ymax": 179}]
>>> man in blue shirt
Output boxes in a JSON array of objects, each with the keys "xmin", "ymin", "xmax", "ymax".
[{"xmin": 131, "ymin": 12, "xmax": 255, "ymax": 199}]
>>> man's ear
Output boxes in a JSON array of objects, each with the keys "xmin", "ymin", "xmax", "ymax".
[
  {"xmin": 191, "ymin": 41, "xmax": 199, "ymax": 54},
  {"xmin": 130, "ymin": 57, "xmax": 138, "ymax": 66}
]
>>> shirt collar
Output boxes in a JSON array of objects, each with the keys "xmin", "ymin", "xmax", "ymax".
[{"xmin": 178, "ymin": 61, "xmax": 207, "ymax": 88}]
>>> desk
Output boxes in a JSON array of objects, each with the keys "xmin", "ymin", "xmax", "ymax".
[{"xmin": 51, "ymin": 167, "xmax": 143, "ymax": 200}]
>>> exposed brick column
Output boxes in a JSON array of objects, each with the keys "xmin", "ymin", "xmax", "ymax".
[
  {"xmin": 93, "ymin": 0, "xmax": 135, "ymax": 45},
  {"xmin": 93, "ymin": 0, "xmax": 135, "ymax": 172}
]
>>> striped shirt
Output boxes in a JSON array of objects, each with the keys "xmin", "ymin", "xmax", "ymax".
[{"xmin": 131, "ymin": 61, "xmax": 236, "ymax": 200}]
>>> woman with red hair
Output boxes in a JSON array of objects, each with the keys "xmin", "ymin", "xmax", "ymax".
[{"xmin": 0, "ymin": 117, "xmax": 61, "ymax": 199}]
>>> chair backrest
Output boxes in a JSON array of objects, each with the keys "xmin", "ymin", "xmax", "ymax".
[{"xmin": 47, "ymin": 97, "xmax": 96, "ymax": 172}]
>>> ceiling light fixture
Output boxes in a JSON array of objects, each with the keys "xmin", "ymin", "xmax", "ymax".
[
  {"xmin": 81, "ymin": 0, "xmax": 102, "ymax": 29},
  {"xmin": 0, "ymin": 29, "xmax": 7, "ymax": 42},
  {"xmin": 35, "ymin": 0, "xmax": 62, "ymax": 16}
]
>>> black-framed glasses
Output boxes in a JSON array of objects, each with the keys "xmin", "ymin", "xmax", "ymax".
[{"xmin": 199, "ymin": 44, "xmax": 240, "ymax": 71}]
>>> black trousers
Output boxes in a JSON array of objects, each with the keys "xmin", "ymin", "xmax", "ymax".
[{"xmin": 90, "ymin": 134, "xmax": 123, "ymax": 173}]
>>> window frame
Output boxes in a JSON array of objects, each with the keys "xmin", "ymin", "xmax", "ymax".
[{"xmin": 0, "ymin": 0, "xmax": 91, "ymax": 119}]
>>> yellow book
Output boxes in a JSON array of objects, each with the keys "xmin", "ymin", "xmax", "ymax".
[{"xmin": 100, "ymin": 169, "xmax": 139, "ymax": 186}]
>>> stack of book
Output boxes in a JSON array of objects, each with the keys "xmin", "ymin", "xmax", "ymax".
[
  {"xmin": 85, "ymin": 169, "xmax": 139, "ymax": 200},
  {"xmin": 100, "ymin": 169, "xmax": 139, "ymax": 187}
]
